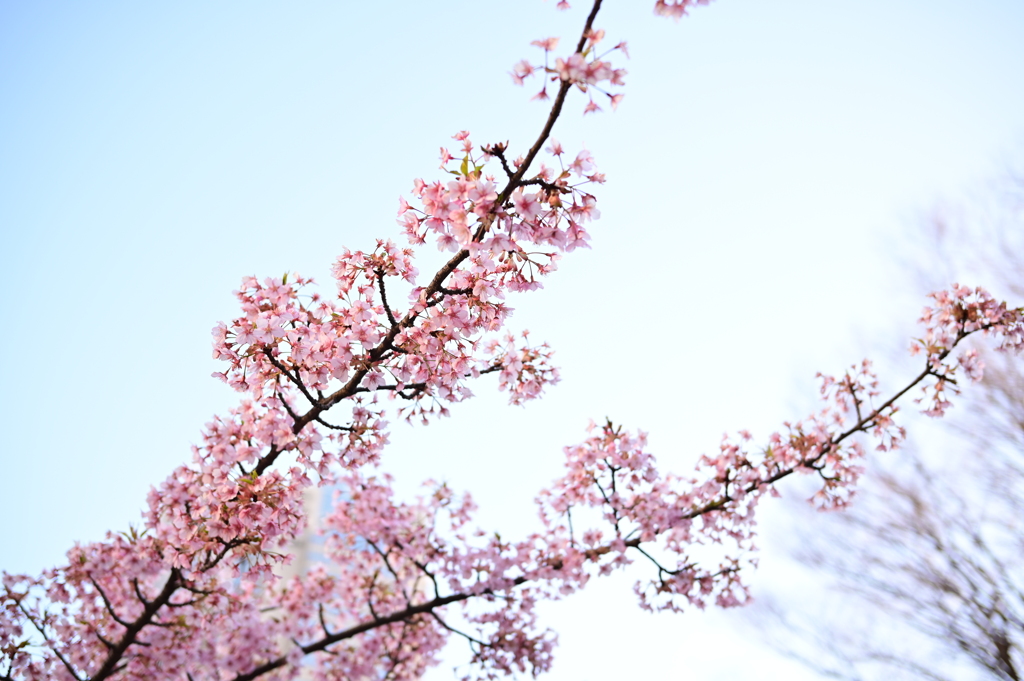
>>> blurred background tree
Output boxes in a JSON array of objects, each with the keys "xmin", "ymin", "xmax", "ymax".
[{"xmin": 755, "ymin": 169, "xmax": 1024, "ymax": 681}]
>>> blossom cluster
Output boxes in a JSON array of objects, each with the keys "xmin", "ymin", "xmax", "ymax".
[
  {"xmin": 529, "ymin": 286, "xmax": 1024, "ymax": 613},
  {"xmin": 654, "ymin": 0, "xmax": 712, "ymax": 20},
  {"xmin": 511, "ymin": 30, "xmax": 628, "ymax": 113},
  {"xmin": 912, "ymin": 283, "xmax": 1024, "ymax": 416},
  {"xmin": 403, "ymin": 132, "xmax": 600, "ymax": 267}
]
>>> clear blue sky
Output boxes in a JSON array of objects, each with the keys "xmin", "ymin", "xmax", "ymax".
[{"xmin": 2, "ymin": 1, "xmax": 1023, "ymax": 678}]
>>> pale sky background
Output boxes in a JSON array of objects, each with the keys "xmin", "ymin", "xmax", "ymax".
[{"xmin": 2, "ymin": 1, "xmax": 1023, "ymax": 679}]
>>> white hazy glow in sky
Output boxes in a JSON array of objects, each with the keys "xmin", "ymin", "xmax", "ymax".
[{"xmin": 2, "ymin": 1, "xmax": 1023, "ymax": 679}]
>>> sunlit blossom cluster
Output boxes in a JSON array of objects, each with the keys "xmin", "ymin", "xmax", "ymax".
[
  {"xmin": 911, "ymin": 283, "xmax": 1024, "ymax": 416},
  {"xmin": 512, "ymin": 30, "xmax": 628, "ymax": 113},
  {"xmin": 654, "ymin": 0, "xmax": 712, "ymax": 20}
]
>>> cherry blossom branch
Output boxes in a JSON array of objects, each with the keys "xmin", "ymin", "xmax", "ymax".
[
  {"xmin": 492, "ymin": 1, "xmax": 603, "ymax": 208},
  {"xmin": 0, "ymin": 5, "xmax": 613, "ymax": 679},
  {"xmin": 239, "ymin": 2, "xmax": 604, "ymax": 474}
]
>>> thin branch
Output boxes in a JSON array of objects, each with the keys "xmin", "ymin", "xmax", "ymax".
[
  {"xmin": 317, "ymin": 603, "xmax": 335, "ymax": 637},
  {"xmin": 231, "ymin": 580, "xmax": 527, "ymax": 681},
  {"xmin": 88, "ymin": 575, "xmax": 132, "ymax": 629},
  {"xmin": 263, "ymin": 351, "xmax": 321, "ymax": 413},
  {"xmin": 16, "ymin": 602, "xmax": 84, "ymax": 681},
  {"xmin": 376, "ymin": 268, "xmax": 399, "ymax": 327},
  {"xmin": 429, "ymin": 610, "xmax": 490, "ymax": 650}
]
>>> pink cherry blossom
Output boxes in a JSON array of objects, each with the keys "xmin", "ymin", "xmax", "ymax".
[{"xmin": 8, "ymin": 2, "xmax": 1024, "ymax": 681}]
